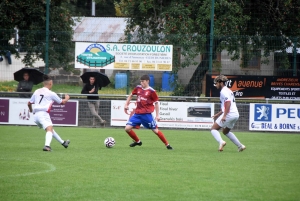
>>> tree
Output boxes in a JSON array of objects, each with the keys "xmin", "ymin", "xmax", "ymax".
[
  {"xmin": 120, "ymin": 0, "xmax": 300, "ymax": 96},
  {"xmin": 0, "ymin": 0, "xmax": 75, "ymax": 70}
]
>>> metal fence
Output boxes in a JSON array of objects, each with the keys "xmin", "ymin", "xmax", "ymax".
[
  {"xmin": 0, "ymin": 27, "xmax": 299, "ymax": 94},
  {"xmin": 1, "ymin": 92, "xmax": 300, "ymax": 131}
]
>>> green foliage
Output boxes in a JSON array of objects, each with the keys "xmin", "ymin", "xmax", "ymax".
[
  {"xmin": 120, "ymin": 0, "xmax": 300, "ymax": 95},
  {"xmin": 0, "ymin": 0, "xmax": 76, "ymax": 68},
  {"xmin": 1, "ymin": 126, "xmax": 300, "ymax": 200},
  {"xmin": 0, "ymin": 81, "xmax": 17, "ymax": 92}
]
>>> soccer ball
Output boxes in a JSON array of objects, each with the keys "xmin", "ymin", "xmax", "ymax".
[{"xmin": 104, "ymin": 137, "xmax": 115, "ymax": 148}]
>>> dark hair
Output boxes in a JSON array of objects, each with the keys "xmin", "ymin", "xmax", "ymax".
[
  {"xmin": 43, "ymin": 75, "xmax": 52, "ymax": 81},
  {"xmin": 140, "ymin": 75, "xmax": 150, "ymax": 81}
]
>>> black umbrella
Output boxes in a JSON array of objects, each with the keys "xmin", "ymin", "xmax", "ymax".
[
  {"xmin": 80, "ymin": 71, "xmax": 111, "ymax": 88},
  {"xmin": 14, "ymin": 67, "xmax": 45, "ymax": 85}
]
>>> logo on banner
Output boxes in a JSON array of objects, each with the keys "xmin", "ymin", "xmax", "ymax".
[
  {"xmin": 76, "ymin": 43, "xmax": 115, "ymax": 67},
  {"xmin": 254, "ymin": 104, "xmax": 272, "ymax": 121}
]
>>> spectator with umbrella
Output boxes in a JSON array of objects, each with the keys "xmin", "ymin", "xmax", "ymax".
[
  {"xmin": 14, "ymin": 67, "xmax": 44, "ymax": 98},
  {"xmin": 81, "ymin": 71, "xmax": 110, "ymax": 126},
  {"xmin": 16, "ymin": 71, "xmax": 33, "ymax": 98}
]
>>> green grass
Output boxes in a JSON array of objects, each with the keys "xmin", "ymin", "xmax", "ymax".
[
  {"xmin": 0, "ymin": 125, "xmax": 299, "ymax": 201},
  {"xmin": 0, "ymin": 81, "xmax": 172, "ymax": 96}
]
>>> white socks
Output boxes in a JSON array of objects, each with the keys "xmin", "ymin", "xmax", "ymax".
[
  {"xmin": 52, "ymin": 129, "xmax": 64, "ymax": 144},
  {"xmin": 225, "ymin": 132, "xmax": 242, "ymax": 147},
  {"xmin": 45, "ymin": 130, "xmax": 64, "ymax": 147},
  {"xmin": 211, "ymin": 129, "xmax": 224, "ymax": 144},
  {"xmin": 45, "ymin": 131, "xmax": 53, "ymax": 146}
]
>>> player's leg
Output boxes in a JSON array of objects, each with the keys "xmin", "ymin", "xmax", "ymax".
[
  {"xmin": 44, "ymin": 126, "xmax": 53, "ymax": 151},
  {"xmin": 222, "ymin": 116, "xmax": 246, "ymax": 152},
  {"xmin": 211, "ymin": 116, "xmax": 226, "ymax": 151},
  {"xmin": 125, "ymin": 114, "xmax": 142, "ymax": 147},
  {"xmin": 52, "ymin": 129, "xmax": 70, "ymax": 148},
  {"xmin": 151, "ymin": 128, "xmax": 173, "ymax": 149},
  {"xmin": 36, "ymin": 112, "xmax": 53, "ymax": 151},
  {"xmin": 141, "ymin": 114, "xmax": 173, "ymax": 149}
]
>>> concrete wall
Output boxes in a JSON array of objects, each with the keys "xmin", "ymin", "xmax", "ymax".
[
  {"xmin": 221, "ymin": 50, "xmax": 275, "ymax": 76},
  {"xmin": 0, "ymin": 53, "xmax": 45, "ymax": 82}
]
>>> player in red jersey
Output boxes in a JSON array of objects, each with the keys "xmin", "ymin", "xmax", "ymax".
[{"xmin": 124, "ymin": 75, "xmax": 173, "ymax": 150}]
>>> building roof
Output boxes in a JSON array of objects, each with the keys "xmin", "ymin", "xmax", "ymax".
[{"xmin": 72, "ymin": 17, "xmax": 129, "ymax": 43}]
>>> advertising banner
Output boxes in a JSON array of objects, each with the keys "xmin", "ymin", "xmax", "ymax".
[
  {"xmin": 111, "ymin": 100, "xmax": 214, "ymax": 129},
  {"xmin": 249, "ymin": 103, "xmax": 300, "ymax": 132},
  {"xmin": 0, "ymin": 99, "xmax": 9, "ymax": 123},
  {"xmin": 0, "ymin": 98, "xmax": 78, "ymax": 126},
  {"xmin": 75, "ymin": 42, "xmax": 173, "ymax": 71},
  {"xmin": 8, "ymin": 98, "xmax": 36, "ymax": 125},
  {"xmin": 50, "ymin": 101, "xmax": 78, "ymax": 126},
  {"xmin": 206, "ymin": 75, "xmax": 300, "ymax": 99},
  {"xmin": 265, "ymin": 77, "xmax": 300, "ymax": 99}
]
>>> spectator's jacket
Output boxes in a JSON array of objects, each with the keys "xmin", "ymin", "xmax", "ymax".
[
  {"xmin": 81, "ymin": 83, "xmax": 100, "ymax": 100},
  {"xmin": 16, "ymin": 80, "xmax": 33, "ymax": 98}
]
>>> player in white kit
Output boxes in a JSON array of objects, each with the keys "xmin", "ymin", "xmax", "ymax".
[
  {"xmin": 210, "ymin": 75, "xmax": 246, "ymax": 152},
  {"xmin": 28, "ymin": 75, "xmax": 70, "ymax": 151}
]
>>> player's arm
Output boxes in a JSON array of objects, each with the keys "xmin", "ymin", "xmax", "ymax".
[
  {"xmin": 212, "ymin": 110, "xmax": 223, "ymax": 121},
  {"xmin": 214, "ymin": 110, "xmax": 223, "ymax": 116},
  {"xmin": 124, "ymin": 94, "xmax": 133, "ymax": 110},
  {"xmin": 53, "ymin": 92, "xmax": 70, "ymax": 105},
  {"xmin": 154, "ymin": 101, "xmax": 160, "ymax": 121},
  {"xmin": 27, "ymin": 93, "xmax": 36, "ymax": 113},
  {"xmin": 222, "ymin": 101, "xmax": 231, "ymax": 118},
  {"xmin": 61, "ymin": 94, "xmax": 70, "ymax": 105},
  {"xmin": 28, "ymin": 102, "xmax": 33, "ymax": 113},
  {"xmin": 151, "ymin": 91, "xmax": 160, "ymax": 120}
]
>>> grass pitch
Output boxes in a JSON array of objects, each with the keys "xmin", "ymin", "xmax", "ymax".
[{"xmin": 0, "ymin": 125, "xmax": 299, "ymax": 201}]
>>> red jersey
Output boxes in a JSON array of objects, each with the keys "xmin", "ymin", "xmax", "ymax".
[{"xmin": 132, "ymin": 85, "xmax": 158, "ymax": 114}]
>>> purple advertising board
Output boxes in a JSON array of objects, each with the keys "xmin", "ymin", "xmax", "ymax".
[
  {"xmin": 50, "ymin": 101, "xmax": 78, "ymax": 126},
  {"xmin": 0, "ymin": 99, "xmax": 9, "ymax": 123}
]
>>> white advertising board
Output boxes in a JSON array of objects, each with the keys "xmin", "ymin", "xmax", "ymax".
[
  {"xmin": 111, "ymin": 100, "xmax": 214, "ymax": 129},
  {"xmin": 75, "ymin": 42, "xmax": 173, "ymax": 71},
  {"xmin": 9, "ymin": 98, "xmax": 36, "ymax": 125},
  {"xmin": 249, "ymin": 103, "xmax": 300, "ymax": 132}
]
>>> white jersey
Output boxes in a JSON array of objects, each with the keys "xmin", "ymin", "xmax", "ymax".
[
  {"xmin": 220, "ymin": 86, "xmax": 239, "ymax": 116},
  {"xmin": 29, "ymin": 87, "xmax": 62, "ymax": 113}
]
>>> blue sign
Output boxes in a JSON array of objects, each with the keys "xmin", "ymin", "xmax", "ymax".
[{"xmin": 254, "ymin": 104, "xmax": 272, "ymax": 122}]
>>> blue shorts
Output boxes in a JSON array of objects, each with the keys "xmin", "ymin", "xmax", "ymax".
[{"xmin": 126, "ymin": 113, "xmax": 157, "ymax": 129}]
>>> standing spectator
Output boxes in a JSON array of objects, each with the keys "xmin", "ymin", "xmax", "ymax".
[
  {"xmin": 27, "ymin": 75, "xmax": 70, "ymax": 151},
  {"xmin": 124, "ymin": 74, "xmax": 173, "ymax": 150},
  {"xmin": 16, "ymin": 72, "xmax": 33, "ymax": 98},
  {"xmin": 81, "ymin": 76, "xmax": 106, "ymax": 126},
  {"xmin": 210, "ymin": 75, "xmax": 246, "ymax": 152}
]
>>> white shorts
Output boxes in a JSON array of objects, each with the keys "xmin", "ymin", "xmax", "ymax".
[
  {"xmin": 216, "ymin": 114, "xmax": 239, "ymax": 129},
  {"xmin": 33, "ymin": 111, "xmax": 53, "ymax": 130}
]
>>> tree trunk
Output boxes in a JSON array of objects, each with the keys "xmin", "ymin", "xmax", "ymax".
[
  {"xmin": 181, "ymin": 55, "xmax": 209, "ymax": 96},
  {"xmin": 182, "ymin": 38, "xmax": 222, "ymax": 96}
]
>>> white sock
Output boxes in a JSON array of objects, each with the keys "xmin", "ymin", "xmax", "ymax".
[
  {"xmin": 52, "ymin": 129, "xmax": 64, "ymax": 144},
  {"xmin": 225, "ymin": 132, "xmax": 242, "ymax": 147},
  {"xmin": 45, "ymin": 131, "xmax": 53, "ymax": 147},
  {"xmin": 211, "ymin": 129, "xmax": 224, "ymax": 144}
]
